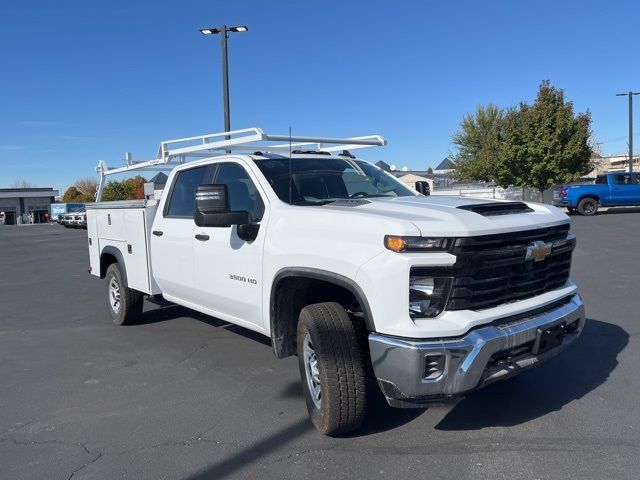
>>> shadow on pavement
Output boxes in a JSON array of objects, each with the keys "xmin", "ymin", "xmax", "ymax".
[
  {"xmin": 435, "ymin": 318, "xmax": 627, "ymax": 430},
  {"xmin": 135, "ymin": 303, "xmax": 273, "ymax": 348},
  {"xmin": 185, "ymin": 418, "xmax": 312, "ymax": 480}
]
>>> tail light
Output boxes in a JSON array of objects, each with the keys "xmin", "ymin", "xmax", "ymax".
[{"xmin": 561, "ymin": 188, "xmax": 568, "ymax": 198}]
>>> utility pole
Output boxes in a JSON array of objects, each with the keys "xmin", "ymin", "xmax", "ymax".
[{"xmin": 616, "ymin": 91, "xmax": 640, "ymax": 173}]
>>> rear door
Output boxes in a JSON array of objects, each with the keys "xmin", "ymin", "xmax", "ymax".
[
  {"xmin": 610, "ymin": 173, "xmax": 640, "ymax": 206},
  {"xmin": 150, "ymin": 164, "xmax": 214, "ymax": 304},
  {"xmin": 191, "ymin": 161, "xmax": 268, "ymax": 329}
]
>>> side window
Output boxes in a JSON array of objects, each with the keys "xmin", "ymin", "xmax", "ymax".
[
  {"xmin": 165, "ymin": 165, "xmax": 213, "ymax": 217},
  {"xmin": 613, "ymin": 174, "xmax": 636, "ymax": 185},
  {"xmin": 595, "ymin": 175, "xmax": 608, "ymax": 185},
  {"xmin": 214, "ymin": 163, "xmax": 265, "ymax": 222}
]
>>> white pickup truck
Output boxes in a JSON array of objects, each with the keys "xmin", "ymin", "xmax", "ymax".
[{"xmin": 87, "ymin": 128, "xmax": 585, "ymax": 435}]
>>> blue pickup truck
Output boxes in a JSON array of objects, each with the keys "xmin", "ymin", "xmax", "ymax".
[{"xmin": 554, "ymin": 172, "xmax": 640, "ymax": 215}]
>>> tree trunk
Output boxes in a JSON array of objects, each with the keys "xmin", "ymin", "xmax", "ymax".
[{"xmin": 539, "ymin": 189, "xmax": 544, "ymax": 203}]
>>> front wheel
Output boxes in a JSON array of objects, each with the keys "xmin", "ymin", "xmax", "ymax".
[
  {"xmin": 105, "ymin": 263, "xmax": 143, "ymax": 325},
  {"xmin": 297, "ymin": 302, "xmax": 367, "ymax": 436},
  {"xmin": 577, "ymin": 197, "xmax": 599, "ymax": 216}
]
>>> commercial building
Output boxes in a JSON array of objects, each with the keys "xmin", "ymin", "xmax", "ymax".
[{"xmin": 0, "ymin": 188, "xmax": 59, "ymax": 225}]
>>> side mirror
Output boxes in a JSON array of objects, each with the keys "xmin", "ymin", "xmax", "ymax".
[
  {"xmin": 415, "ymin": 181, "xmax": 430, "ymax": 196},
  {"xmin": 194, "ymin": 184, "xmax": 249, "ymax": 227}
]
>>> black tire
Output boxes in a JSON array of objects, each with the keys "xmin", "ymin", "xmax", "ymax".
[
  {"xmin": 297, "ymin": 302, "xmax": 367, "ymax": 436},
  {"xmin": 105, "ymin": 263, "xmax": 143, "ymax": 326},
  {"xmin": 577, "ymin": 197, "xmax": 599, "ymax": 216}
]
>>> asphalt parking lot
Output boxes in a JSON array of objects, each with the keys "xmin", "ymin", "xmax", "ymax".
[{"xmin": 1, "ymin": 211, "xmax": 639, "ymax": 480}]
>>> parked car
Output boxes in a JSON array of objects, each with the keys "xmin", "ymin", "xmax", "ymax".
[
  {"xmin": 87, "ymin": 128, "xmax": 585, "ymax": 435},
  {"xmin": 61, "ymin": 213, "xmax": 73, "ymax": 227},
  {"xmin": 71, "ymin": 212, "xmax": 87, "ymax": 229},
  {"xmin": 554, "ymin": 172, "xmax": 640, "ymax": 215}
]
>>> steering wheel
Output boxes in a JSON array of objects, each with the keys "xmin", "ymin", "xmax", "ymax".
[{"xmin": 350, "ymin": 192, "xmax": 369, "ymax": 199}]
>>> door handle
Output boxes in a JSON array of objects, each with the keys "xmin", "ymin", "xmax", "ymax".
[
  {"xmin": 195, "ymin": 234, "xmax": 210, "ymax": 241},
  {"xmin": 152, "ymin": 230, "xmax": 163, "ymax": 236}
]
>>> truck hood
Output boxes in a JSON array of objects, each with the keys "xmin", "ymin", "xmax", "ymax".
[{"xmin": 325, "ymin": 196, "xmax": 569, "ymax": 237}]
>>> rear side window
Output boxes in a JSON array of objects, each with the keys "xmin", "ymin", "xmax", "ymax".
[
  {"xmin": 595, "ymin": 175, "xmax": 608, "ymax": 184},
  {"xmin": 613, "ymin": 174, "xmax": 638, "ymax": 185},
  {"xmin": 165, "ymin": 165, "xmax": 213, "ymax": 217}
]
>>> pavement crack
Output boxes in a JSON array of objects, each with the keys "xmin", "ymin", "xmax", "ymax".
[
  {"xmin": 177, "ymin": 337, "xmax": 217, "ymax": 365},
  {"xmin": 67, "ymin": 452, "xmax": 102, "ymax": 480}
]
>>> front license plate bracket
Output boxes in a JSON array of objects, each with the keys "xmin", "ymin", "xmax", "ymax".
[{"xmin": 533, "ymin": 322, "xmax": 566, "ymax": 355}]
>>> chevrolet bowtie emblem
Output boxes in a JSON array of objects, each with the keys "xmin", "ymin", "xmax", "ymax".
[{"xmin": 525, "ymin": 240, "xmax": 552, "ymax": 262}]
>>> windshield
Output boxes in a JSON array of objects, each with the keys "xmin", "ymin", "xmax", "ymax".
[{"xmin": 255, "ymin": 157, "xmax": 416, "ymax": 205}]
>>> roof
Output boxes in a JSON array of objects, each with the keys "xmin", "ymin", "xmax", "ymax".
[
  {"xmin": 147, "ymin": 172, "xmax": 168, "ymax": 185},
  {"xmin": 435, "ymin": 158, "xmax": 455, "ymax": 170},
  {"xmin": 0, "ymin": 188, "xmax": 59, "ymax": 199}
]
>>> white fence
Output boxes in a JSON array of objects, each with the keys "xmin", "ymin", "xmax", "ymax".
[{"xmin": 432, "ymin": 185, "xmax": 555, "ymax": 204}]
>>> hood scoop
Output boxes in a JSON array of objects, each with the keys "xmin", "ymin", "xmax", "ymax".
[
  {"xmin": 329, "ymin": 199, "xmax": 371, "ymax": 207},
  {"xmin": 457, "ymin": 201, "xmax": 534, "ymax": 216}
]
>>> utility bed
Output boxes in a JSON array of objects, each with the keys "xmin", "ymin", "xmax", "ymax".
[{"xmin": 86, "ymin": 200, "xmax": 161, "ymax": 295}]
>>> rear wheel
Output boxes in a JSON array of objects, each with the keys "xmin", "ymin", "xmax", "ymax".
[
  {"xmin": 577, "ymin": 197, "xmax": 599, "ymax": 216},
  {"xmin": 297, "ymin": 302, "xmax": 367, "ymax": 436},
  {"xmin": 105, "ymin": 263, "xmax": 143, "ymax": 325}
]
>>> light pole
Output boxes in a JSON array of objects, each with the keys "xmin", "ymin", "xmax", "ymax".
[
  {"xmin": 616, "ymin": 91, "xmax": 640, "ymax": 173},
  {"xmin": 200, "ymin": 25, "xmax": 248, "ymax": 142}
]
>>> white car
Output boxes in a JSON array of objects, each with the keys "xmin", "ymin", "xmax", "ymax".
[{"xmin": 86, "ymin": 129, "xmax": 584, "ymax": 435}]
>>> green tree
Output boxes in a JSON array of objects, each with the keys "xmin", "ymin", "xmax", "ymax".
[
  {"xmin": 500, "ymin": 81, "xmax": 593, "ymax": 199},
  {"xmin": 62, "ymin": 186, "xmax": 83, "ymax": 202},
  {"xmin": 452, "ymin": 104, "xmax": 505, "ymax": 182},
  {"xmin": 451, "ymin": 81, "xmax": 593, "ymax": 200},
  {"xmin": 101, "ymin": 176, "xmax": 147, "ymax": 201}
]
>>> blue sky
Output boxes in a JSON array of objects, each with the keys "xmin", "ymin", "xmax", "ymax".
[{"xmin": 1, "ymin": 0, "xmax": 639, "ymax": 192}]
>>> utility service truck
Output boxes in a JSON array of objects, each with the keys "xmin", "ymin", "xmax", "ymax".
[{"xmin": 87, "ymin": 128, "xmax": 585, "ymax": 435}]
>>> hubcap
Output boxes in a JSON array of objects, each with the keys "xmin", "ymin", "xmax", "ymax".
[
  {"xmin": 303, "ymin": 332, "xmax": 321, "ymax": 409},
  {"xmin": 109, "ymin": 277, "xmax": 121, "ymax": 314}
]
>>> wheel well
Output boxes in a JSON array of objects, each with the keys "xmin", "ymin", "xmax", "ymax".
[
  {"xmin": 578, "ymin": 195, "xmax": 600, "ymax": 204},
  {"xmin": 100, "ymin": 253, "xmax": 117, "ymax": 279},
  {"xmin": 270, "ymin": 276, "xmax": 368, "ymax": 359}
]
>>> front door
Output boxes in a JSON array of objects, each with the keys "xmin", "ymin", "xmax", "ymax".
[
  {"xmin": 610, "ymin": 173, "xmax": 640, "ymax": 206},
  {"xmin": 192, "ymin": 162, "xmax": 268, "ymax": 330},
  {"xmin": 151, "ymin": 164, "xmax": 214, "ymax": 304}
]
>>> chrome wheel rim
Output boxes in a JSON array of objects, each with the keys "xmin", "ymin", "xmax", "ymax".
[
  {"xmin": 109, "ymin": 277, "xmax": 121, "ymax": 314},
  {"xmin": 303, "ymin": 332, "xmax": 321, "ymax": 409}
]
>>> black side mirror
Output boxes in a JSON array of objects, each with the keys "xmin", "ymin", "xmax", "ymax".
[
  {"xmin": 415, "ymin": 181, "xmax": 430, "ymax": 196},
  {"xmin": 194, "ymin": 184, "xmax": 250, "ymax": 227}
]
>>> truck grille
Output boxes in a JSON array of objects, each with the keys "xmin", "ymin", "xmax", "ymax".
[{"xmin": 413, "ymin": 224, "xmax": 574, "ymax": 311}]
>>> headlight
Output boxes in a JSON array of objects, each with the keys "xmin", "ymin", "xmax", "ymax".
[
  {"xmin": 409, "ymin": 275, "xmax": 452, "ymax": 318},
  {"xmin": 385, "ymin": 235, "xmax": 454, "ymax": 252}
]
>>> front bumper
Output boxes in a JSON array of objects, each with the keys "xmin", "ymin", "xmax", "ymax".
[{"xmin": 368, "ymin": 294, "xmax": 585, "ymax": 407}]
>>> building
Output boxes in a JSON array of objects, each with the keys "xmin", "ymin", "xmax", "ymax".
[
  {"xmin": 586, "ymin": 154, "xmax": 640, "ymax": 177},
  {"xmin": 433, "ymin": 157, "xmax": 455, "ymax": 175},
  {"xmin": 0, "ymin": 188, "xmax": 60, "ymax": 225}
]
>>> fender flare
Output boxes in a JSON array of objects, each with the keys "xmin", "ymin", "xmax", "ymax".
[
  {"xmin": 100, "ymin": 245, "xmax": 128, "ymax": 286},
  {"xmin": 270, "ymin": 267, "xmax": 375, "ymax": 331}
]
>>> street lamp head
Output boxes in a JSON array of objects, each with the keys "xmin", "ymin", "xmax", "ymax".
[
  {"xmin": 229, "ymin": 25, "xmax": 248, "ymax": 32},
  {"xmin": 200, "ymin": 28, "xmax": 220, "ymax": 35}
]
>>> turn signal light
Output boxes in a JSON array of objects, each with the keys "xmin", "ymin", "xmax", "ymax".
[{"xmin": 384, "ymin": 235, "xmax": 454, "ymax": 252}]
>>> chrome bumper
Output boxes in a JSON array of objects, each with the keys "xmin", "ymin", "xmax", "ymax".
[{"xmin": 368, "ymin": 295, "xmax": 585, "ymax": 407}]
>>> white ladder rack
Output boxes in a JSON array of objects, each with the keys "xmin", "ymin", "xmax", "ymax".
[{"xmin": 95, "ymin": 127, "xmax": 386, "ymax": 201}]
